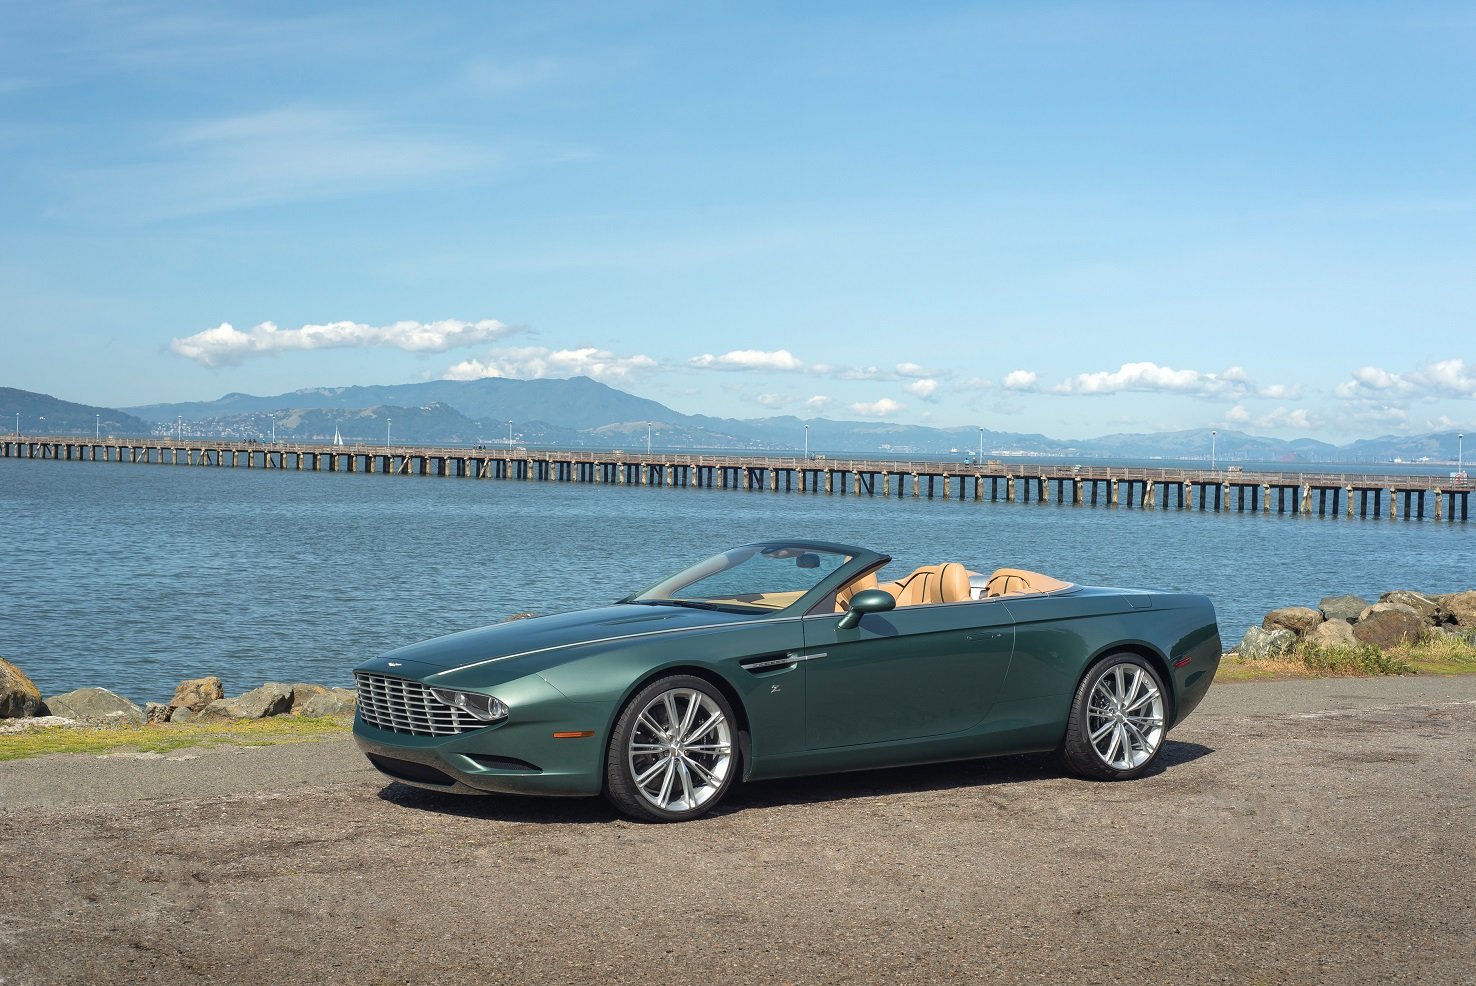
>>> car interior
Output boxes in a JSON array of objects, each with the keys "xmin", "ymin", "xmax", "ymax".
[{"xmin": 833, "ymin": 563, "xmax": 1073, "ymax": 612}]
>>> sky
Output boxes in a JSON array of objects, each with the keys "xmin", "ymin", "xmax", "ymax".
[{"xmin": 2, "ymin": 1, "xmax": 1473, "ymax": 443}]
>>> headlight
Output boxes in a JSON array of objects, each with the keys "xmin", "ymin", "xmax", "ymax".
[{"xmin": 430, "ymin": 687, "xmax": 509, "ymax": 722}]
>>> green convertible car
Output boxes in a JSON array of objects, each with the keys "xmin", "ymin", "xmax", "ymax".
[{"xmin": 353, "ymin": 539, "xmax": 1221, "ymax": 822}]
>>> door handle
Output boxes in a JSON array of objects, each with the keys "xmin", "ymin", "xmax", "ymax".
[{"xmin": 965, "ymin": 631, "xmax": 1005, "ymax": 641}]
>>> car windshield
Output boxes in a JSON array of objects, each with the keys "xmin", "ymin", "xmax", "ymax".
[{"xmin": 628, "ymin": 544, "xmax": 854, "ymax": 613}]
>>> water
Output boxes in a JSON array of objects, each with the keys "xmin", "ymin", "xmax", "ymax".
[{"xmin": 2, "ymin": 457, "xmax": 1471, "ymax": 705}]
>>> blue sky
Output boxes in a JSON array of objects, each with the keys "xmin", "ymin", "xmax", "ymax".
[{"xmin": 2, "ymin": 1, "xmax": 1473, "ymax": 442}]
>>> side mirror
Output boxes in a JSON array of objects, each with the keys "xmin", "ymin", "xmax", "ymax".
[{"xmin": 837, "ymin": 588, "xmax": 896, "ymax": 630}]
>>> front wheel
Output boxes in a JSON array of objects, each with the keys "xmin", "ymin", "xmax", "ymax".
[
  {"xmin": 604, "ymin": 675, "xmax": 738, "ymax": 822},
  {"xmin": 1061, "ymin": 654, "xmax": 1167, "ymax": 781}
]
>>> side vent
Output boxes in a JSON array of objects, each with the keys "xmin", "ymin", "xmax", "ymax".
[{"xmin": 740, "ymin": 653, "xmax": 798, "ymax": 674}]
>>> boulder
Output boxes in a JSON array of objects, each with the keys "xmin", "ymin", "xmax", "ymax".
[
  {"xmin": 169, "ymin": 676, "xmax": 225, "ymax": 714},
  {"xmin": 145, "ymin": 702, "xmax": 172, "ymax": 724},
  {"xmin": 0, "ymin": 656, "xmax": 44, "ymax": 719},
  {"xmin": 288, "ymin": 683, "xmax": 328, "ymax": 713},
  {"xmin": 1359, "ymin": 602, "xmax": 1420, "ymax": 623},
  {"xmin": 1263, "ymin": 607, "xmax": 1323, "ymax": 636},
  {"xmin": 1427, "ymin": 624, "xmax": 1476, "ymax": 644},
  {"xmin": 1437, "ymin": 591, "xmax": 1476, "ymax": 628},
  {"xmin": 1353, "ymin": 608, "xmax": 1424, "ymax": 650},
  {"xmin": 297, "ymin": 687, "xmax": 357, "ymax": 718},
  {"xmin": 1306, "ymin": 620, "xmax": 1357, "ymax": 649},
  {"xmin": 1238, "ymin": 626, "xmax": 1297, "ymax": 660},
  {"xmin": 1319, "ymin": 595, "xmax": 1370, "ymax": 625},
  {"xmin": 196, "ymin": 683, "xmax": 294, "ymax": 722},
  {"xmin": 43, "ymin": 687, "xmax": 145, "ymax": 726},
  {"xmin": 169, "ymin": 706, "xmax": 195, "ymax": 724},
  {"xmin": 1379, "ymin": 591, "xmax": 1447, "ymax": 625}
]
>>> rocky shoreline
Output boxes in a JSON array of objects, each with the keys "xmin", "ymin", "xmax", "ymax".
[
  {"xmin": 1236, "ymin": 589, "xmax": 1476, "ymax": 658},
  {"xmin": 0, "ymin": 666, "xmax": 355, "ymax": 729}
]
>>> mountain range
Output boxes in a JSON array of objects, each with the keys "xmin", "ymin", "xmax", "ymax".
[{"xmin": 2, "ymin": 378, "xmax": 1468, "ymax": 465}]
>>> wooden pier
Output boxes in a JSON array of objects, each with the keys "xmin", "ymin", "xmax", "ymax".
[{"xmin": 3, "ymin": 435, "xmax": 1471, "ymax": 522}]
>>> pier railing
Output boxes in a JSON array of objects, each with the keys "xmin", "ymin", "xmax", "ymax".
[{"xmin": 3, "ymin": 435, "xmax": 1470, "ymax": 522}]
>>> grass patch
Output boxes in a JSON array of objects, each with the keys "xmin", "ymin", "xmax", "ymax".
[
  {"xmin": 1217, "ymin": 630, "xmax": 1476, "ymax": 682},
  {"xmin": 0, "ymin": 715, "xmax": 351, "ymax": 762}
]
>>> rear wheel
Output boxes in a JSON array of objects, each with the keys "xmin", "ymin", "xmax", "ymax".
[
  {"xmin": 604, "ymin": 675, "xmax": 738, "ymax": 822},
  {"xmin": 1062, "ymin": 654, "xmax": 1167, "ymax": 780}
]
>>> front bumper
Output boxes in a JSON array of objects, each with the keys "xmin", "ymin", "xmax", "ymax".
[{"xmin": 351, "ymin": 672, "xmax": 607, "ymax": 798}]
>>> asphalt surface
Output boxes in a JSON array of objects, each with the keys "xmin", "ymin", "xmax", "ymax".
[{"xmin": 2, "ymin": 675, "xmax": 1474, "ymax": 985}]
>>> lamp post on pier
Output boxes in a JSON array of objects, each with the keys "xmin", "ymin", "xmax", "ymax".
[
  {"xmin": 387, "ymin": 418, "xmax": 392, "ymax": 447},
  {"xmin": 1211, "ymin": 430, "xmax": 1217, "ymax": 471},
  {"xmin": 95, "ymin": 414, "xmax": 100, "ymax": 440},
  {"xmin": 507, "ymin": 420, "xmax": 513, "ymax": 449},
  {"xmin": 804, "ymin": 424, "xmax": 809, "ymax": 459},
  {"xmin": 1460, "ymin": 433, "xmax": 1465, "ymax": 478},
  {"xmin": 177, "ymin": 416, "xmax": 182, "ymax": 442},
  {"xmin": 978, "ymin": 426, "xmax": 984, "ymax": 463},
  {"xmin": 647, "ymin": 422, "xmax": 652, "ymax": 455}
]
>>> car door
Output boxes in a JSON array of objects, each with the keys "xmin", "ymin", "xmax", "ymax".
[{"xmin": 799, "ymin": 598, "xmax": 1015, "ymax": 749}]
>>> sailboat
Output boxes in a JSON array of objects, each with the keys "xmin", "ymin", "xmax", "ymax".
[{"xmin": 332, "ymin": 426, "xmax": 344, "ymax": 447}]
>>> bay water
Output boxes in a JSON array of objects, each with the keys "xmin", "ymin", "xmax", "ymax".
[{"xmin": 2, "ymin": 456, "xmax": 1471, "ymax": 705}]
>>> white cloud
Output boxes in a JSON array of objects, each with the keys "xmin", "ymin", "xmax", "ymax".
[
  {"xmin": 849, "ymin": 397, "xmax": 905, "ymax": 418},
  {"xmin": 170, "ymin": 318, "xmax": 517, "ymax": 367},
  {"xmin": 689, "ymin": 349, "xmax": 805, "ymax": 372},
  {"xmin": 754, "ymin": 393, "xmax": 791, "ymax": 409},
  {"xmin": 1002, "ymin": 370, "xmax": 1039, "ymax": 391},
  {"xmin": 1057, "ymin": 361, "xmax": 1242, "ymax": 397},
  {"xmin": 804, "ymin": 395, "xmax": 831, "ymax": 411},
  {"xmin": 444, "ymin": 346, "xmax": 656, "ymax": 383},
  {"xmin": 895, "ymin": 362, "xmax": 932, "ymax": 378},
  {"xmin": 903, "ymin": 378, "xmax": 940, "ymax": 400},
  {"xmin": 1225, "ymin": 405, "xmax": 1253, "ymax": 425},
  {"xmin": 1336, "ymin": 359, "xmax": 1476, "ymax": 402}
]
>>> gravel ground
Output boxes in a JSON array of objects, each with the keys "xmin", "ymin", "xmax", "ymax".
[{"xmin": 2, "ymin": 676, "xmax": 1474, "ymax": 985}]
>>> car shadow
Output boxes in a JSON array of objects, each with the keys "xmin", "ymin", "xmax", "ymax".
[{"xmin": 374, "ymin": 739, "xmax": 1215, "ymax": 824}]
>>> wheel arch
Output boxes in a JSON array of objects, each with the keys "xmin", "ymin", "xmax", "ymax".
[
  {"xmin": 601, "ymin": 664, "xmax": 753, "ymax": 788},
  {"xmin": 1081, "ymin": 641, "xmax": 1177, "ymax": 726}
]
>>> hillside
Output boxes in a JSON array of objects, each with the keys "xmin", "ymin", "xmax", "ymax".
[{"xmin": 1, "ymin": 387, "xmax": 150, "ymax": 438}]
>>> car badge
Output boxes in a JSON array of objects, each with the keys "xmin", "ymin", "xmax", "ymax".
[{"xmin": 387, "ymin": 661, "xmax": 402, "ymax": 667}]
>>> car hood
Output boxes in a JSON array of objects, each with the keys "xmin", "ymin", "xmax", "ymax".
[{"xmin": 356, "ymin": 603, "xmax": 765, "ymax": 678}]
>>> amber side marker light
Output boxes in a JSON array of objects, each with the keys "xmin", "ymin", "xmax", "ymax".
[{"xmin": 553, "ymin": 731, "xmax": 596, "ymax": 739}]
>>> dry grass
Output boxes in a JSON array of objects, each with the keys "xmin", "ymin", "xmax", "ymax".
[
  {"xmin": 0, "ymin": 715, "xmax": 351, "ymax": 762},
  {"xmin": 1217, "ymin": 629, "xmax": 1476, "ymax": 682}
]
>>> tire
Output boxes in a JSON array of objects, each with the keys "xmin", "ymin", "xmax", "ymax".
[
  {"xmin": 604, "ymin": 675, "xmax": 739, "ymax": 822},
  {"xmin": 1061, "ymin": 653, "xmax": 1168, "ymax": 781}
]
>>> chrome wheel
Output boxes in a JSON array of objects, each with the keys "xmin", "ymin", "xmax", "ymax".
[
  {"xmin": 1086, "ymin": 662, "xmax": 1165, "ymax": 771},
  {"xmin": 626, "ymin": 687, "xmax": 734, "ymax": 815}
]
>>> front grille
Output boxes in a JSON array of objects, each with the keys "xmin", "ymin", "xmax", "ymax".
[{"xmin": 355, "ymin": 672, "xmax": 491, "ymax": 737}]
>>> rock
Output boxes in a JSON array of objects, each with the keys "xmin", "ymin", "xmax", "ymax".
[
  {"xmin": 288, "ymin": 683, "xmax": 328, "ymax": 713},
  {"xmin": 1359, "ymin": 602, "xmax": 1420, "ymax": 622},
  {"xmin": 0, "ymin": 656, "xmax": 44, "ymax": 719},
  {"xmin": 1306, "ymin": 620, "xmax": 1357, "ymax": 648},
  {"xmin": 1238, "ymin": 626, "xmax": 1297, "ymax": 660},
  {"xmin": 196, "ymin": 683, "xmax": 294, "ymax": 721},
  {"xmin": 43, "ymin": 687, "xmax": 145, "ymax": 726},
  {"xmin": 1263, "ymin": 607, "xmax": 1324, "ymax": 636},
  {"xmin": 1427, "ymin": 624, "xmax": 1476, "ymax": 644},
  {"xmin": 169, "ymin": 676, "xmax": 225, "ymax": 714},
  {"xmin": 1319, "ymin": 595, "xmax": 1370, "ymax": 625},
  {"xmin": 1379, "ymin": 590, "xmax": 1447, "ymax": 625},
  {"xmin": 145, "ymin": 702, "xmax": 172, "ymax": 724},
  {"xmin": 503, "ymin": 612, "xmax": 536, "ymax": 622},
  {"xmin": 169, "ymin": 706, "xmax": 194, "ymax": 724},
  {"xmin": 1353, "ymin": 608, "xmax": 1424, "ymax": 650},
  {"xmin": 1437, "ymin": 590, "xmax": 1476, "ymax": 628},
  {"xmin": 297, "ymin": 687, "xmax": 357, "ymax": 718}
]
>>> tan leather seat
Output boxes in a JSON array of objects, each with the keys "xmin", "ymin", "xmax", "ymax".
[
  {"xmin": 834, "ymin": 571, "xmax": 880, "ymax": 612},
  {"xmin": 893, "ymin": 562, "xmax": 972, "ymax": 606},
  {"xmin": 984, "ymin": 568, "xmax": 1072, "ymax": 597}
]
